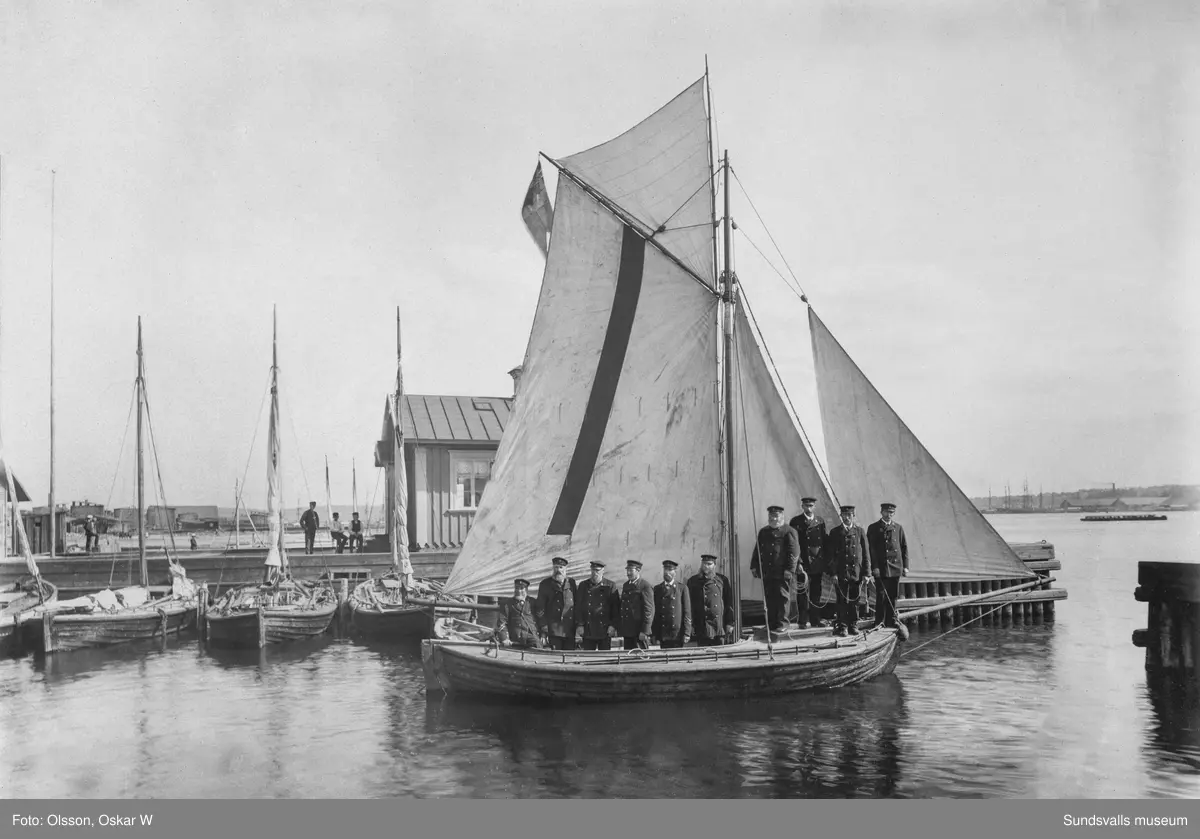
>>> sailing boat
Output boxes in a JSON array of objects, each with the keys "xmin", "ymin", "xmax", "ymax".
[
  {"xmin": 20, "ymin": 319, "xmax": 200, "ymax": 653},
  {"xmin": 421, "ymin": 72, "xmax": 1041, "ymax": 701},
  {"xmin": 204, "ymin": 309, "xmax": 338, "ymax": 648},
  {"xmin": 0, "ymin": 158, "xmax": 58, "ymax": 652},
  {"xmin": 348, "ymin": 309, "xmax": 473, "ymax": 639}
]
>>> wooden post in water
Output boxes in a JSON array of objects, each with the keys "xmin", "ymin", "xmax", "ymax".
[{"xmin": 1133, "ymin": 562, "xmax": 1199, "ymax": 677}]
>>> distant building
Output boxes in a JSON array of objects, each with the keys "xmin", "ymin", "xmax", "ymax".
[
  {"xmin": 1114, "ymin": 496, "xmax": 1170, "ymax": 511},
  {"xmin": 376, "ymin": 393, "xmax": 515, "ymax": 552},
  {"xmin": 1060, "ymin": 496, "xmax": 1119, "ymax": 512}
]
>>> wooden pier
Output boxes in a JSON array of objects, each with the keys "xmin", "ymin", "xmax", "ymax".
[{"xmin": 1133, "ymin": 561, "xmax": 1199, "ymax": 676}]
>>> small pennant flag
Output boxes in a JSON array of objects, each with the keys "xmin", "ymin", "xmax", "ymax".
[{"xmin": 521, "ymin": 162, "xmax": 554, "ymax": 257}]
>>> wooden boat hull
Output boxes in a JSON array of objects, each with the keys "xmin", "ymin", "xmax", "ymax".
[
  {"xmin": 421, "ymin": 627, "xmax": 901, "ymax": 703},
  {"xmin": 349, "ymin": 602, "xmax": 431, "ymax": 638},
  {"xmin": 348, "ymin": 576, "xmax": 472, "ymax": 640},
  {"xmin": 205, "ymin": 602, "xmax": 338, "ymax": 649},
  {"xmin": 0, "ymin": 581, "xmax": 58, "ymax": 654},
  {"xmin": 22, "ymin": 600, "xmax": 195, "ymax": 653}
]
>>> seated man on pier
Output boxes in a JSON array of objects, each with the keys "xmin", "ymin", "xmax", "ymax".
[
  {"xmin": 348, "ymin": 512, "xmax": 364, "ymax": 553},
  {"xmin": 497, "ymin": 578, "xmax": 540, "ymax": 649}
]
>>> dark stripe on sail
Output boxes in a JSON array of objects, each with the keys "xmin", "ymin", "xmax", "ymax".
[{"xmin": 547, "ymin": 225, "xmax": 645, "ymax": 535}]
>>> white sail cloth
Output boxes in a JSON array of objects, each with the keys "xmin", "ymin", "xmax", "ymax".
[
  {"xmin": 444, "ymin": 177, "xmax": 722, "ymax": 597},
  {"xmin": 808, "ymin": 308, "xmax": 1033, "ymax": 581},
  {"xmin": 560, "ymin": 77, "xmax": 715, "ymax": 287},
  {"xmin": 265, "ymin": 379, "xmax": 283, "ymax": 571},
  {"xmin": 732, "ymin": 300, "xmax": 839, "ymax": 597}
]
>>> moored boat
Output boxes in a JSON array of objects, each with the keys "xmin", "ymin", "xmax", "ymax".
[
  {"xmin": 205, "ymin": 578, "xmax": 338, "ymax": 648},
  {"xmin": 0, "ymin": 579, "xmax": 56, "ymax": 654},
  {"xmin": 423, "ymin": 626, "xmax": 901, "ymax": 702},
  {"xmin": 17, "ymin": 319, "xmax": 201, "ymax": 654},
  {"xmin": 421, "ymin": 69, "xmax": 1055, "ymax": 703},
  {"xmin": 202, "ymin": 308, "xmax": 336, "ymax": 649},
  {"xmin": 347, "ymin": 310, "xmax": 474, "ymax": 640}
]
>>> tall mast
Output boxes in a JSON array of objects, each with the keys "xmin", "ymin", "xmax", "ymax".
[
  {"xmin": 48, "ymin": 170, "xmax": 56, "ymax": 557},
  {"xmin": 273, "ymin": 307, "xmax": 283, "ymax": 566},
  {"xmin": 722, "ymin": 150, "xmax": 740, "ymax": 638},
  {"xmin": 136, "ymin": 316, "xmax": 147, "ymax": 586},
  {"xmin": 234, "ymin": 479, "xmax": 240, "ymax": 549}
]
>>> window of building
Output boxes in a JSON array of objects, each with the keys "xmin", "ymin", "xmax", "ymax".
[{"xmin": 450, "ymin": 452, "xmax": 493, "ymax": 509}]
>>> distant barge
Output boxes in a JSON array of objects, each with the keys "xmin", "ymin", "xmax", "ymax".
[{"xmin": 1081, "ymin": 514, "xmax": 1168, "ymax": 522}]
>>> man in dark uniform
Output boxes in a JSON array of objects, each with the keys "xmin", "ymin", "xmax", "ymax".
[
  {"xmin": 575, "ymin": 560, "xmax": 618, "ymax": 650},
  {"xmin": 750, "ymin": 504, "xmax": 800, "ymax": 634},
  {"xmin": 534, "ymin": 556, "xmax": 577, "ymax": 650},
  {"xmin": 867, "ymin": 502, "xmax": 909, "ymax": 628},
  {"xmin": 789, "ymin": 496, "xmax": 827, "ymax": 628},
  {"xmin": 687, "ymin": 554, "xmax": 734, "ymax": 646},
  {"xmin": 652, "ymin": 559, "xmax": 691, "ymax": 648},
  {"xmin": 300, "ymin": 501, "xmax": 319, "ymax": 555},
  {"xmin": 349, "ymin": 512, "xmax": 364, "ymax": 553},
  {"xmin": 824, "ymin": 504, "xmax": 871, "ymax": 637},
  {"xmin": 496, "ymin": 578, "xmax": 540, "ymax": 648},
  {"xmin": 618, "ymin": 559, "xmax": 654, "ymax": 650},
  {"xmin": 84, "ymin": 515, "xmax": 98, "ymax": 552}
]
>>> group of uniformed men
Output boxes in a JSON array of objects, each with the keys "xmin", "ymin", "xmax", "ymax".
[
  {"xmin": 752, "ymin": 498, "xmax": 909, "ymax": 637},
  {"xmin": 495, "ymin": 498, "xmax": 909, "ymax": 648},
  {"xmin": 495, "ymin": 554, "xmax": 736, "ymax": 651}
]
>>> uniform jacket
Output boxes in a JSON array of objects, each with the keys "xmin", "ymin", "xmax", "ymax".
[
  {"xmin": 824, "ymin": 523, "xmax": 871, "ymax": 582},
  {"xmin": 867, "ymin": 520, "xmax": 909, "ymax": 577},
  {"xmin": 687, "ymin": 572, "xmax": 734, "ymax": 641},
  {"xmin": 496, "ymin": 597, "xmax": 539, "ymax": 646},
  {"xmin": 575, "ymin": 577, "xmax": 618, "ymax": 639},
  {"xmin": 789, "ymin": 513, "xmax": 827, "ymax": 574},
  {"xmin": 749, "ymin": 525, "xmax": 800, "ymax": 580},
  {"xmin": 299, "ymin": 509, "xmax": 320, "ymax": 532},
  {"xmin": 534, "ymin": 575, "xmax": 577, "ymax": 638},
  {"xmin": 618, "ymin": 577, "xmax": 655, "ymax": 638},
  {"xmin": 652, "ymin": 579, "xmax": 692, "ymax": 643}
]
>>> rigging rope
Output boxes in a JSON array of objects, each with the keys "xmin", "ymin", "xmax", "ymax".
[
  {"xmin": 102, "ymin": 383, "xmax": 138, "ymax": 514},
  {"xmin": 898, "ymin": 599, "xmax": 1012, "ymax": 658},
  {"xmin": 236, "ymin": 368, "xmax": 274, "ymax": 517},
  {"xmin": 737, "ymin": 229, "xmax": 807, "ymax": 304},
  {"xmin": 364, "ymin": 466, "xmax": 382, "ymax": 540},
  {"xmin": 730, "ymin": 166, "xmax": 808, "ymax": 301},
  {"xmin": 731, "ymin": 322, "xmax": 773, "ymax": 656}
]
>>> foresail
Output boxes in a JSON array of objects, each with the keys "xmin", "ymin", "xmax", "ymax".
[
  {"xmin": 444, "ymin": 176, "xmax": 722, "ymax": 597},
  {"xmin": 265, "ymin": 384, "xmax": 283, "ymax": 570},
  {"xmin": 560, "ymin": 78, "xmax": 715, "ymax": 287},
  {"xmin": 0, "ymin": 448, "xmax": 39, "ymax": 578},
  {"xmin": 732, "ymin": 301, "xmax": 838, "ymax": 599},
  {"xmin": 808, "ymin": 309, "xmax": 1033, "ymax": 580}
]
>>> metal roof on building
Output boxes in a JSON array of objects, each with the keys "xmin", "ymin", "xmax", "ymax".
[{"xmin": 379, "ymin": 394, "xmax": 515, "ymax": 447}]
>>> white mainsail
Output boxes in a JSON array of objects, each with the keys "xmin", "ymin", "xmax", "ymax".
[
  {"xmin": 732, "ymin": 299, "xmax": 839, "ymax": 598},
  {"xmin": 391, "ymin": 393, "xmax": 413, "ymax": 583},
  {"xmin": 808, "ymin": 308, "xmax": 1033, "ymax": 581},
  {"xmin": 560, "ymin": 77, "xmax": 715, "ymax": 287},
  {"xmin": 442, "ymin": 177, "xmax": 722, "ymax": 597},
  {"xmin": 265, "ymin": 318, "xmax": 284, "ymax": 573}
]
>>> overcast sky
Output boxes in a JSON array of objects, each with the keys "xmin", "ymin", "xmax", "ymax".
[{"xmin": 0, "ymin": 0, "xmax": 1196, "ymax": 512}]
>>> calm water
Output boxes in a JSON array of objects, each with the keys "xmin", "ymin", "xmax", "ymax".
[{"xmin": 2, "ymin": 513, "xmax": 1197, "ymax": 799}]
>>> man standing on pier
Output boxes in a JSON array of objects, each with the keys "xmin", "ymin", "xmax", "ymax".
[
  {"xmin": 789, "ymin": 497, "xmax": 826, "ymax": 628},
  {"xmin": 825, "ymin": 505, "xmax": 871, "ymax": 637},
  {"xmin": 575, "ymin": 560, "xmax": 618, "ymax": 650},
  {"xmin": 535, "ymin": 556, "xmax": 577, "ymax": 650},
  {"xmin": 750, "ymin": 504, "xmax": 800, "ymax": 634},
  {"xmin": 349, "ymin": 512, "xmax": 364, "ymax": 553},
  {"xmin": 868, "ymin": 502, "xmax": 908, "ymax": 628},
  {"xmin": 84, "ymin": 515, "xmax": 98, "ymax": 553},
  {"xmin": 497, "ymin": 578, "xmax": 540, "ymax": 648},
  {"xmin": 618, "ymin": 559, "xmax": 654, "ymax": 650},
  {"xmin": 652, "ymin": 559, "xmax": 691, "ymax": 648},
  {"xmin": 300, "ymin": 501, "xmax": 319, "ymax": 555},
  {"xmin": 687, "ymin": 554, "xmax": 734, "ymax": 646}
]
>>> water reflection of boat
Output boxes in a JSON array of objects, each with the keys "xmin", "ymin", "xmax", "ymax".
[
  {"xmin": 423, "ymin": 676, "xmax": 907, "ymax": 798},
  {"xmin": 202, "ymin": 634, "xmax": 337, "ymax": 672}
]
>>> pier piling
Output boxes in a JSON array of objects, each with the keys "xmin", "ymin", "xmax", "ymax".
[{"xmin": 1133, "ymin": 561, "xmax": 1199, "ymax": 677}]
